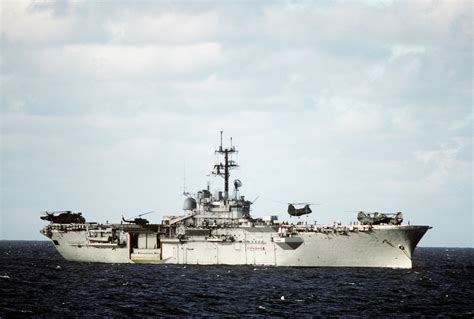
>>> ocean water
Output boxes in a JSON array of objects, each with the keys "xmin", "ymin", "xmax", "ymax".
[{"xmin": 0, "ymin": 241, "xmax": 472, "ymax": 317}]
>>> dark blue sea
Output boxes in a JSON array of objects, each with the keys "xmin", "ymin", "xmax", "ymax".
[{"xmin": 0, "ymin": 241, "xmax": 472, "ymax": 317}]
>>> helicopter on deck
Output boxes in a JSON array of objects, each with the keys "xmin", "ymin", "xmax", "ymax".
[
  {"xmin": 121, "ymin": 211, "xmax": 154, "ymax": 226},
  {"xmin": 40, "ymin": 211, "xmax": 86, "ymax": 224},
  {"xmin": 357, "ymin": 211, "xmax": 403, "ymax": 225}
]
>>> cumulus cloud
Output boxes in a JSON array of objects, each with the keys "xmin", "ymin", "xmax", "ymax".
[{"xmin": 1, "ymin": 1, "xmax": 76, "ymax": 44}]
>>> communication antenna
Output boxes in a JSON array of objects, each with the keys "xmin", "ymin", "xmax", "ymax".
[
  {"xmin": 212, "ymin": 131, "xmax": 238, "ymax": 203},
  {"xmin": 183, "ymin": 161, "xmax": 190, "ymax": 197},
  {"xmin": 219, "ymin": 130, "xmax": 223, "ymax": 151}
]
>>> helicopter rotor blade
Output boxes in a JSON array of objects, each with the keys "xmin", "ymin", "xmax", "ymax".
[
  {"xmin": 126, "ymin": 211, "xmax": 155, "ymax": 219},
  {"xmin": 138, "ymin": 211, "xmax": 155, "ymax": 217}
]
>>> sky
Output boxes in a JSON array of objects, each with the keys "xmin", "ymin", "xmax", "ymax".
[{"xmin": 0, "ymin": 0, "xmax": 472, "ymax": 247}]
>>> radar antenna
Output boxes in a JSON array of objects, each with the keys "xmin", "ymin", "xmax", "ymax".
[
  {"xmin": 183, "ymin": 161, "xmax": 190, "ymax": 197},
  {"xmin": 212, "ymin": 131, "xmax": 238, "ymax": 203}
]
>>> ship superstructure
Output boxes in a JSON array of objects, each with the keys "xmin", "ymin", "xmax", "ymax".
[{"xmin": 40, "ymin": 133, "xmax": 431, "ymax": 268}]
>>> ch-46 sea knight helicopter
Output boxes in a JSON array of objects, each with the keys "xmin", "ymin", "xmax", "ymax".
[{"xmin": 287, "ymin": 203, "xmax": 316, "ymax": 217}]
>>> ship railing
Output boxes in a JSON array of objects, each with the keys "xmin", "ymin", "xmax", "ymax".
[
  {"xmin": 48, "ymin": 223, "xmax": 89, "ymax": 231},
  {"xmin": 283, "ymin": 224, "xmax": 377, "ymax": 234}
]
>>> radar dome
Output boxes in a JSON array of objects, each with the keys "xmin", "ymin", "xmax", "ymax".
[
  {"xmin": 233, "ymin": 179, "xmax": 242, "ymax": 189},
  {"xmin": 183, "ymin": 197, "xmax": 197, "ymax": 210}
]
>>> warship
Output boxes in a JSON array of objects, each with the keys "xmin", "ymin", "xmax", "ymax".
[{"xmin": 40, "ymin": 132, "xmax": 431, "ymax": 268}]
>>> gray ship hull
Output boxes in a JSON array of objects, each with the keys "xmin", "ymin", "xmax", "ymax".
[
  {"xmin": 45, "ymin": 224, "xmax": 429, "ymax": 268},
  {"xmin": 161, "ymin": 225, "xmax": 429, "ymax": 268},
  {"xmin": 47, "ymin": 225, "xmax": 131, "ymax": 263}
]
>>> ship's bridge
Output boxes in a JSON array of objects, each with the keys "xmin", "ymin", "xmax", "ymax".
[
  {"xmin": 182, "ymin": 191, "xmax": 251, "ymax": 227},
  {"xmin": 178, "ymin": 132, "xmax": 253, "ymax": 228}
]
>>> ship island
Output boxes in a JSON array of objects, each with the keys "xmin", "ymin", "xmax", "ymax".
[{"xmin": 40, "ymin": 132, "xmax": 431, "ymax": 268}]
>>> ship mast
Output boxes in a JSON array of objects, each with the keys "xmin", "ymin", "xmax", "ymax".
[{"xmin": 213, "ymin": 131, "xmax": 238, "ymax": 203}]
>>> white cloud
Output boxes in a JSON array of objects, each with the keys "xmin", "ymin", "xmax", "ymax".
[
  {"xmin": 384, "ymin": 138, "xmax": 472, "ymax": 195},
  {"xmin": 1, "ymin": 1, "xmax": 77, "ymax": 43},
  {"xmin": 27, "ymin": 43, "xmax": 224, "ymax": 80},
  {"xmin": 389, "ymin": 45, "xmax": 426, "ymax": 62},
  {"xmin": 103, "ymin": 12, "xmax": 220, "ymax": 44},
  {"xmin": 335, "ymin": 106, "xmax": 384, "ymax": 134}
]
